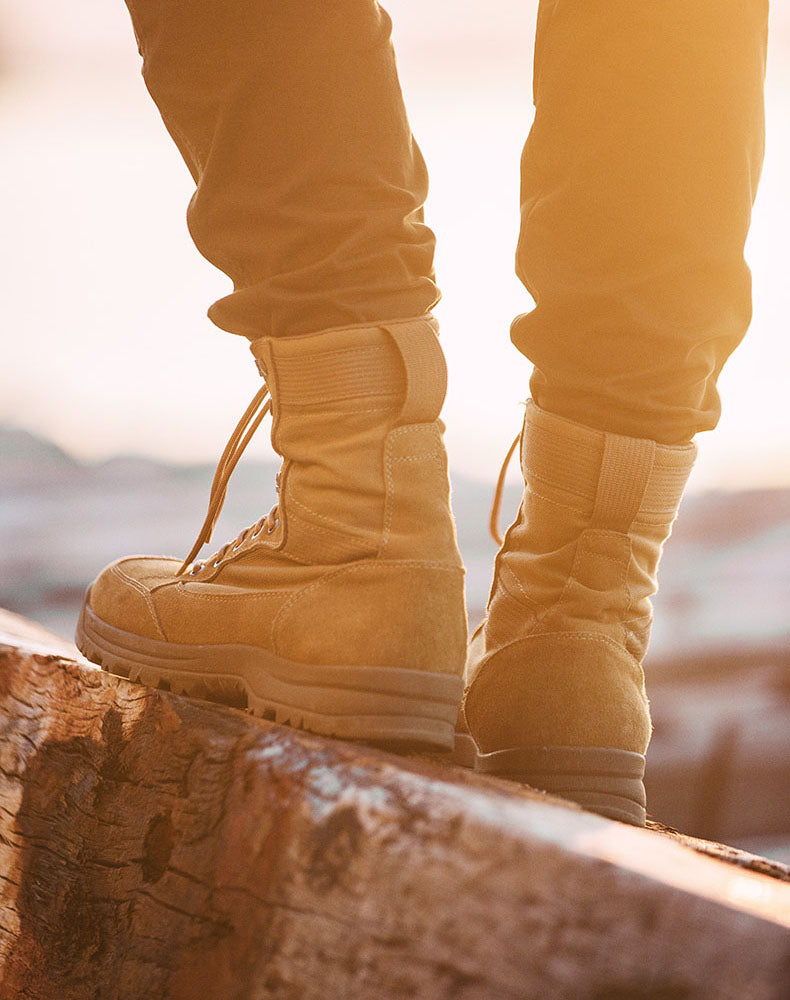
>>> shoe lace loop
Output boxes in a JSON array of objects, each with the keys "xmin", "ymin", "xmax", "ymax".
[
  {"xmin": 489, "ymin": 432, "xmax": 520, "ymax": 547},
  {"xmin": 177, "ymin": 383, "xmax": 276, "ymax": 576},
  {"xmin": 179, "ymin": 384, "xmax": 520, "ymax": 571}
]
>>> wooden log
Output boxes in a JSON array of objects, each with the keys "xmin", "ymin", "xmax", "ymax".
[{"xmin": 0, "ymin": 609, "xmax": 788, "ymax": 1000}]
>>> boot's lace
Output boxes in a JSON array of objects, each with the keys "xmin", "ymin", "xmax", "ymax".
[
  {"xmin": 489, "ymin": 432, "xmax": 520, "ymax": 547},
  {"xmin": 180, "ymin": 385, "xmax": 519, "ymax": 573},
  {"xmin": 177, "ymin": 384, "xmax": 279, "ymax": 576}
]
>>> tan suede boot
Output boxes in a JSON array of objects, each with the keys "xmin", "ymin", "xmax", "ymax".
[
  {"xmin": 76, "ymin": 317, "xmax": 467, "ymax": 749},
  {"xmin": 462, "ymin": 401, "xmax": 696, "ymax": 824}
]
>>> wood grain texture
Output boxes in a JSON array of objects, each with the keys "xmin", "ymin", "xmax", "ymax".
[{"xmin": 0, "ymin": 611, "xmax": 788, "ymax": 1000}]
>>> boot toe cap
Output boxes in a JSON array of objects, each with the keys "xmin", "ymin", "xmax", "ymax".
[{"xmin": 87, "ymin": 556, "xmax": 180, "ymax": 640}]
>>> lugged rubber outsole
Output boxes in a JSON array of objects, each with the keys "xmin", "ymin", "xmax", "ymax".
[
  {"xmin": 476, "ymin": 745, "xmax": 647, "ymax": 826},
  {"xmin": 441, "ymin": 735, "xmax": 646, "ymax": 825},
  {"xmin": 75, "ymin": 600, "xmax": 463, "ymax": 752}
]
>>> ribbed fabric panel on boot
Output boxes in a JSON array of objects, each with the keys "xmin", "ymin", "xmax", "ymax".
[
  {"xmin": 524, "ymin": 402, "xmax": 696, "ymax": 518},
  {"xmin": 272, "ymin": 345, "xmax": 403, "ymax": 406}
]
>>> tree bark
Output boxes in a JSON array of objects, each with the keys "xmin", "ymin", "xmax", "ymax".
[{"xmin": 0, "ymin": 609, "xmax": 788, "ymax": 1000}]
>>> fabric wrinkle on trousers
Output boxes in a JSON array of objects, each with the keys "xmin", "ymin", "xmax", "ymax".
[
  {"xmin": 124, "ymin": 0, "xmax": 438, "ymax": 341},
  {"xmin": 515, "ymin": 0, "xmax": 769, "ymax": 444},
  {"xmin": 125, "ymin": 0, "xmax": 769, "ymax": 446}
]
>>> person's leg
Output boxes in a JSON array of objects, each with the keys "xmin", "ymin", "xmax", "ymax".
[
  {"xmin": 124, "ymin": 0, "xmax": 438, "ymax": 340},
  {"xmin": 463, "ymin": 0, "xmax": 769, "ymax": 823},
  {"xmin": 514, "ymin": 0, "xmax": 767, "ymax": 444},
  {"xmin": 76, "ymin": 0, "xmax": 467, "ymax": 749}
]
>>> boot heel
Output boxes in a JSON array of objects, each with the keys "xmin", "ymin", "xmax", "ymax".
[{"xmin": 475, "ymin": 746, "xmax": 646, "ymax": 826}]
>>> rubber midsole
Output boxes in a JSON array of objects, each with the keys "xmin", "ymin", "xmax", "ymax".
[
  {"xmin": 476, "ymin": 745, "xmax": 645, "ymax": 779},
  {"xmin": 79, "ymin": 602, "xmax": 463, "ymax": 722},
  {"xmin": 475, "ymin": 744, "xmax": 647, "ymax": 817}
]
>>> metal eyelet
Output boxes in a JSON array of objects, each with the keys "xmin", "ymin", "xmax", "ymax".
[{"xmin": 212, "ymin": 558, "xmax": 222, "ymax": 568}]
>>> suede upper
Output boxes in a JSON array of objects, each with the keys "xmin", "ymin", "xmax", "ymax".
[
  {"xmin": 87, "ymin": 317, "xmax": 467, "ymax": 676},
  {"xmin": 464, "ymin": 401, "xmax": 696, "ymax": 754}
]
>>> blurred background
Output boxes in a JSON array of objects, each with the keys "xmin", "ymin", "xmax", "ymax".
[{"xmin": 1, "ymin": 2, "xmax": 788, "ymax": 857}]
